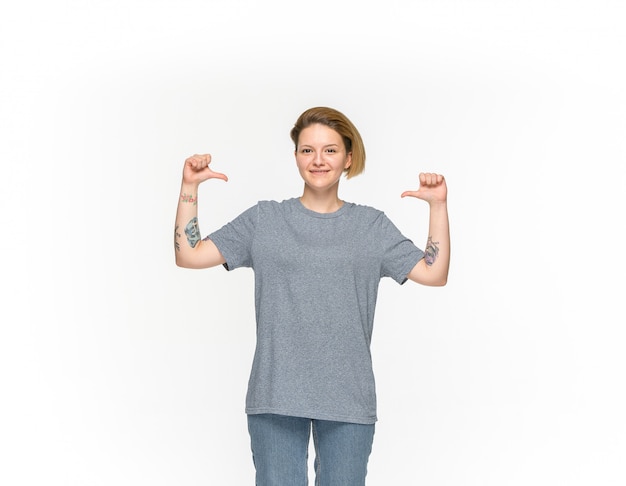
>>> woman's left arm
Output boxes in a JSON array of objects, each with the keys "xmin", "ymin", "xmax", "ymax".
[{"xmin": 402, "ymin": 173, "xmax": 450, "ymax": 286}]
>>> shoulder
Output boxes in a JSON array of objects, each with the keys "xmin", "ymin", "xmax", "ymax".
[
  {"xmin": 348, "ymin": 202, "xmax": 383, "ymax": 214},
  {"xmin": 250, "ymin": 198, "xmax": 299, "ymax": 221},
  {"xmin": 257, "ymin": 198, "xmax": 292, "ymax": 206},
  {"xmin": 256, "ymin": 198, "xmax": 297, "ymax": 212},
  {"xmin": 346, "ymin": 202, "xmax": 387, "ymax": 222},
  {"xmin": 345, "ymin": 203, "xmax": 405, "ymax": 238}
]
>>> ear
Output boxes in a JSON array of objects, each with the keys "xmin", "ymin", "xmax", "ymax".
[{"xmin": 344, "ymin": 152, "xmax": 353, "ymax": 170}]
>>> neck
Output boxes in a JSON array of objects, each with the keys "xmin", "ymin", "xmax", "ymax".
[{"xmin": 299, "ymin": 185, "xmax": 343, "ymax": 213}]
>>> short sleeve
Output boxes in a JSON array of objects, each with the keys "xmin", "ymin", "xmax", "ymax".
[
  {"xmin": 207, "ymin": 204, "xmax": 258, "ymax": 270},
  {"xmin": 378, "ymin": 213, "xmax": 424, "ymax": 284}
]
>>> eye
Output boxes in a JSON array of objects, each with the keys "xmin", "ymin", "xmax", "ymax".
[
  {"xmin": 326, "ymin": 148, "xmax": 337, "ymax": 153},
  {"xmin": 301, "ymin": 148, "xmax": 313, "ymax": 154}
]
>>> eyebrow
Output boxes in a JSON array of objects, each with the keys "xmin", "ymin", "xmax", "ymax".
[{"xmin": 300, "ymin": 143, "xmax": 340, "ymax": 148}]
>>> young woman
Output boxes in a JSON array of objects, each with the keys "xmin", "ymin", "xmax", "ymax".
[{"xmin": 174, "ymin": 106, "xmax": 450, "ymax": 485}]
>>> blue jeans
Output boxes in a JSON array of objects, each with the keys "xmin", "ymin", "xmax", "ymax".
[{"xmin": 247, "ymin": 414, "xmax": 375, "ymax": 486}]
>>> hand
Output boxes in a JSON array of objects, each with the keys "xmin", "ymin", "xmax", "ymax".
[
  {"xmin": 182, "ymin": 153, "xmax": 228, "ymax": 185},
  {"xmin": 401, "ymin": 172, "xmax": 447, "ymax": 204}
]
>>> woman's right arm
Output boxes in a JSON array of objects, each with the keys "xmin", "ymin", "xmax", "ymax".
[{"xmin": 174, "ymin": 154, "xmax": 228, "ymax": 269}]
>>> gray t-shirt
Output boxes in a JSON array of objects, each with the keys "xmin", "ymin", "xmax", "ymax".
[{"xmin": 208, "ymin": 197, "xmax": 424, "ymax": 424}]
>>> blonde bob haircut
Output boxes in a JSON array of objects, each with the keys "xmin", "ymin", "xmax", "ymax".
[{"xmin": 290, "ymin": 106, "xmax": 366, "ymax": 179}]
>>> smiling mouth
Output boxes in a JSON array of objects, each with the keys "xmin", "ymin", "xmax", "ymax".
[{"xmin": 310, "ymin": 169, "xmax": 330, "ymax": 173}]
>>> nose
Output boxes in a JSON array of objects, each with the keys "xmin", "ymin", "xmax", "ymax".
[{"xmin": 312, "ymin": 152, "xmax": 324, "ymax": 166}]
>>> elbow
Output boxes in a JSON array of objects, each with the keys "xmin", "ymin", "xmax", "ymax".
[
  {"xmin": 435, "ymin": 269, "xmax": 449, "ymax": 286},
  {"xmin": 422, "ymin": 275, "xmax": 447, "ymax": 287},
  {"xmin": 430, "ymin": 263, "xmax": 449, "ymax": 287},
  {"xmin": 426, "ymin": 270, "xmax": 448, "ymax": 287},
  {"xmin": 175, "ymin": 253, "xmax": 192, "ymax": 268}
]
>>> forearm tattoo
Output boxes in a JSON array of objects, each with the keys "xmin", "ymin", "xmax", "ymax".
[
  {"xmin": 184, "ymin": 217, "xmax": 201, "ymax": 248},
  {"xmin": 424, "ymin": 236, "xmax": 440, "ymax": 266},
  {"xmin": 180, "ymin": 193, "xmax": 197, "ymax": 205},
  {"xmin": 174, "ymin": 224, "xmax": 181, "ymax": 252}
]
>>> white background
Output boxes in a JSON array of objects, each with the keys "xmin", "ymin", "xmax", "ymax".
[{"xmin": 1, "ymin": 0, "xmax": 625, "ymax": 484}]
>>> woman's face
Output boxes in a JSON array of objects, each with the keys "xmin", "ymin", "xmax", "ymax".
[{"xmin": 295, "ymin": 123, "xmax": 352, "ymax": 193}]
